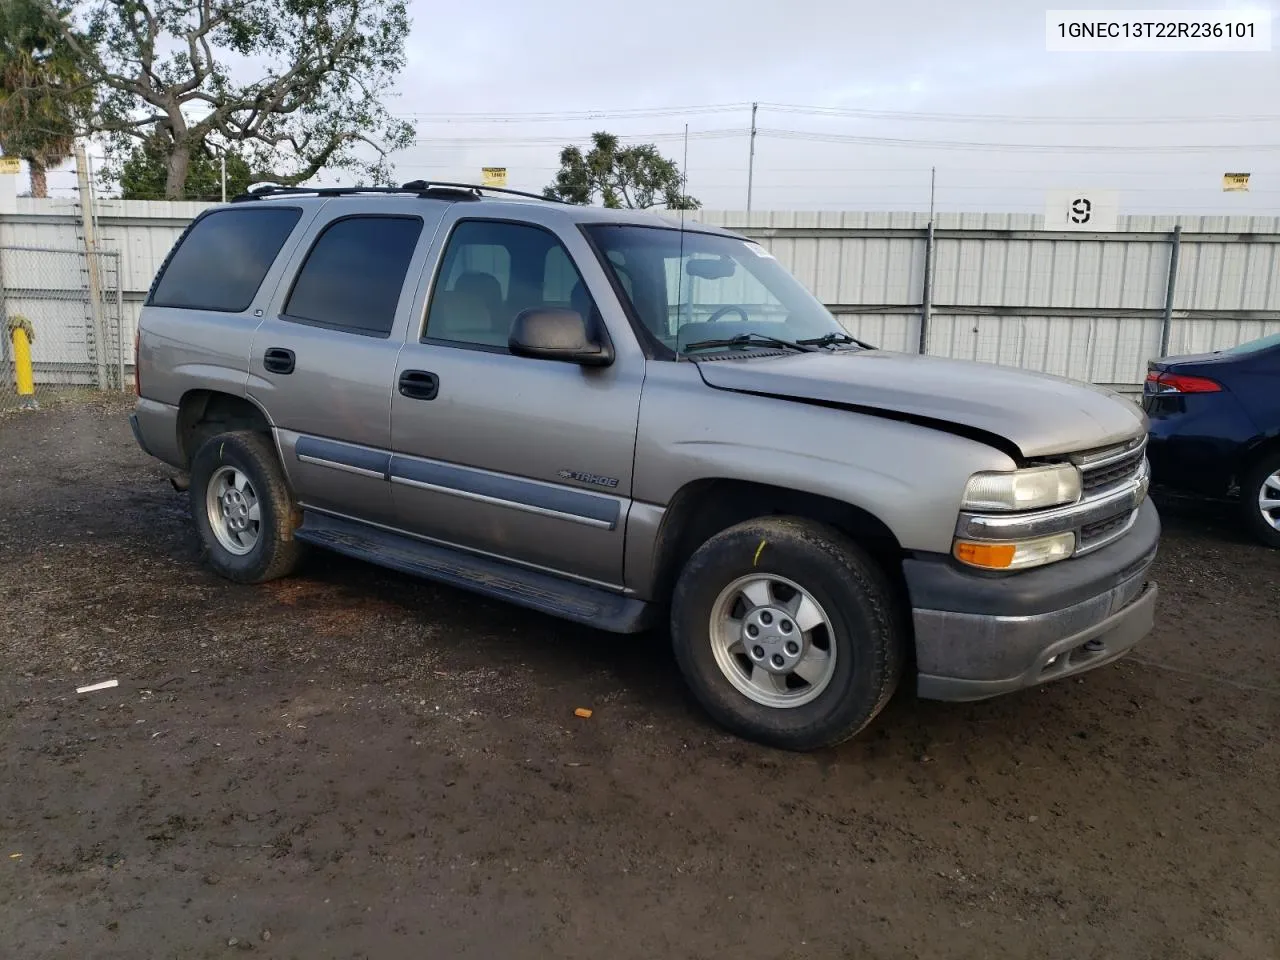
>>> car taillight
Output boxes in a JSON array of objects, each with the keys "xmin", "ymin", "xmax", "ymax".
[
  {"xmin": 133, "ymin": 329, "xmax": 141, "ymax": 396},
  {"xmin": 1145, "ymin": 370, "xmax": 1222, "ymax": 394}
]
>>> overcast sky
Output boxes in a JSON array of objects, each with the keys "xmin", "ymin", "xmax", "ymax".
[
  {"xmin": 49, "ymin": 0, "xmax": 1279, "ymax": 215},
  {"xmin": 387, "ymin": 0, "xmax": 1280, "ymax": 214}
]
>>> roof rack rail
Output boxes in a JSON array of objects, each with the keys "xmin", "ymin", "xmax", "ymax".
[
  {"xmin": 229, "ymin": 183, "xmax": 475, "ymax": 203},
  {"xmin": 399, "ymin": 180, "xmax": 568, "ymax": 204},
  {"xmin": 228, "ymin": 181, "xmax": 567, "ymax": 205}
]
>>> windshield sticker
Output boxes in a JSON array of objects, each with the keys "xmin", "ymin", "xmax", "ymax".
[{"xmin": 744, "ymin": 243, "xmax": 776, "ymax": 260}]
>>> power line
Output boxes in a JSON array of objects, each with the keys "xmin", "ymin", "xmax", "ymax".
[
  {"xmin": 760, "ymin": 102, "xmax": 1280, "ymax": 126},
  {"xmin": 411, "ymin": 129, "xmax": 748, "ymax": 147},
  {"xmin": 395, "ymin": 100, "xmax": 1280, "ymax": 126},
  {"xmin": 412, "ymin": 126, "xmax": 1280, "ymax": 154},
  {"xmin": 757, "ymin": 128, "xmax": 1280, "ymax": 153},
  {"xmin": 747, "ymin": 183, "xmax": 1280, "ymax": 193},
  {"xmin": 396, "ymin": 161, "xmax": 1273, "ymax": 190},
  {"xmin": 396, "ymin": 103, "xmax": 749, "ymax": 122},
  {"xmin": 394, "ymin": 162, "xmax": 1266, "ymax": 176}
]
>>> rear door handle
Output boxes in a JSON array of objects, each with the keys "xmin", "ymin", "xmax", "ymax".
[
  {"xmin": 263, "ymin": 347, "xmax": 295, "ymax": 375},
  {"xmin": 398, "ymin": 369, "xmax": 439, "ymax": 401}
]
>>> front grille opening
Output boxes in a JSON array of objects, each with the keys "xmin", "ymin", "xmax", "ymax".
[
  {"xmin": 1081, "ymin": 449, "xmax": 1145, "ymax": 493},
  {"xmin": 1080, "ymin": 512, "xmax": 1129, "ymax": 544}
]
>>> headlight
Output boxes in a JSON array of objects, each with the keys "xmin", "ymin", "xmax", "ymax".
[
  {"xmin": 953, "ymin": 532, "xmax": 1076, "ymax": 571},
  {"xmin": 961, "ymin": 464, "xmax": 1082, "ymax": 513}
]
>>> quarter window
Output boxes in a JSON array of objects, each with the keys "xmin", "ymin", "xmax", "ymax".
[
  {"xmin": 149, "ymin": 207, "xmax": 301, "ymax": 312},
  {"xmin": 284, "ymin": 215, "xmax": 424, "ymax": 337}
]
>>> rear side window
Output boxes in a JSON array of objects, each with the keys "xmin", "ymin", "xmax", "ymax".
[
  {"xmin": 283, "ymin": 215, "xmax": 424, "ymax": 337},
  {"xmin": 149, "ymin": 207, "xmax": 301, "ymax": 312}
]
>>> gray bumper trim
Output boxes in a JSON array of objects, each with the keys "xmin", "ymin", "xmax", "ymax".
[
  {"xmin": 128, "ymin": 412, "xmax": 150, "ymax": 456},
  {"xmin": 916, "ymin": 580, "xmax": 1158, "ymax": 702}
]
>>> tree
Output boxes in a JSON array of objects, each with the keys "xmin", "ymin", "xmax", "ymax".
[
  {"xmin": 42, "ymin": 0, "xmax": 415, "ymax": 199},
  {"xmin": 0, "ymin": 0, "xmax": 91, "ymax": 198},
  {"xmin": 111, "ymin": 136, "xmax": 252, "ymax": 200},
  {"xmin": 544, "ymin": 132, "xmax": 698, "ymax": 210}
]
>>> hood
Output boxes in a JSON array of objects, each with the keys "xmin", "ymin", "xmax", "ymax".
[{"xmin": 695, "ymin": 350, "xmax": 1146, "ymax": 460}]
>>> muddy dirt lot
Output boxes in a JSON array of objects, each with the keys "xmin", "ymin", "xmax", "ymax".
[{"xmin": 1, "ymin": 400, "xmax": 1277, "ymax": 960}]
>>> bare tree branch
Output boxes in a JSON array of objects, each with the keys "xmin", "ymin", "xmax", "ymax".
[{"xmin": 49, "ymin": 0, "xmax": 414, "ymax": 198}]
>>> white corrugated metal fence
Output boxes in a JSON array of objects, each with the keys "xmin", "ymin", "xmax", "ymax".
[{"xmin": 3, "ymin": 199, "xmax": 1278, "ymax": 399}]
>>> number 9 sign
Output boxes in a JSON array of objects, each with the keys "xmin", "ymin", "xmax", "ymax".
[{"xmin": 1045, "ymin": 189, "xmax": 1118, "ymax": 231}]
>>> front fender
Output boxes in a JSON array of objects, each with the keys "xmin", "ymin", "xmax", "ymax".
[{"xmin": 629, "ymin": 363, "xmax": 1016, "ymax": 558}]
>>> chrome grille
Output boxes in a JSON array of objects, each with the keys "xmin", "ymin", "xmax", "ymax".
[
  {"xmin": 1078, "ymin": 437, "xmax": 1148, "ymax": 496},
  {"xmin": 956, "ymin": 435, "xmax": 1150, "ymax": 559},
  {"xmin": 1082, "ymin": 449, "xmax": 1145, "ymax": 493}
]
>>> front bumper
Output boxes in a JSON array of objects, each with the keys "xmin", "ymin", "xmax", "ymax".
[{"xmin": 905, "ymin": 498, "xmax": 1160, "ymax": 702}]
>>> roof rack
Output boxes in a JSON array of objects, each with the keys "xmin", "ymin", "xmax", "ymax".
[
  {"xmin": 402, "ymin": 180, "xmax": 568, "ymax": 203},
  {"xmin": 229, "ymin": 180, "xmax": 567, "ymax": 205}
]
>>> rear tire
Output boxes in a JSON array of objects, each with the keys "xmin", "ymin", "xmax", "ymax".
[
  {"xmin": 1240, "ymin": 450, "xmax": 1280, "ymax": 549},
  {"xmin": 189, "ymin": 430, "xmax": 303, "ymax": 583},
  {"xmin": 670, "ymin": 516, "xmax": 904, "ymax": 751}
]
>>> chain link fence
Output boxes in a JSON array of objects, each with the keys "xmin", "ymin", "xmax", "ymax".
[{"xmin": 0, "ymin": 245, "xmax": 127, "ymax": 412}]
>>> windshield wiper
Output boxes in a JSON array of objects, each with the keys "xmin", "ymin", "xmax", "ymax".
[
  {"xmin": 681, "ymin": 332, "xmax": 813, "ymax": 355},
  {"xmin": 795, "ymin": 332, "xmax": 874, "ymax": 350}
]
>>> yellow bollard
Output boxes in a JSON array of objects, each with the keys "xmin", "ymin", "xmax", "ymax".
[{"xmin": 8, "ymin": 315, "xmax": 38, "ymax": 410}]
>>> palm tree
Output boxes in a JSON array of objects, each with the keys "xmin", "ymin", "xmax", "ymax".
[{"xmin": 0, "ymin": 0, "xmax": 88, "ymax": 198}]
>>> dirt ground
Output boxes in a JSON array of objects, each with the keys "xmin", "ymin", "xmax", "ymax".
[{"xmin": 1, "ymin": 399, "xmax": 1277, "ymax": 960}]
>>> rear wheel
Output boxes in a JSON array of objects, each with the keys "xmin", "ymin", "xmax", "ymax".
[
  {"xmin": 1241, "ymin": 450, "xmax": 1280, "ymax": 548},
  {"xmin": 670, "ymin": 516, "xmax": 904, "ymax": 751},
  {"xmin": 189, "ymin": 430, "xmax": 303, "ymax": 582}
]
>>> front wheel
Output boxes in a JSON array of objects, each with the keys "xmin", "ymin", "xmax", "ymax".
[
  {"xmin": 670, "ymin": 516, "xmax": 905, "ymax": 751},
  {"xmin": 189, "ymin": 430, "xmax": 303, "ymax": 583},
  {"xmin": 1241, "ymin": 451, "xmax": 1280, "ymax": 549}
]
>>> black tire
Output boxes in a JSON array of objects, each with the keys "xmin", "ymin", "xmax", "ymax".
[
  {"xmin": 1240, "ymin": 450, "xmax": 1280, "ymax": 549},
  {"xmin": 189, "ymin": 430, "xmax": 303, "ymax": 583},
  {"xmin": 670, "ymin": 516, "xmax": 905, "ymax": 751}
]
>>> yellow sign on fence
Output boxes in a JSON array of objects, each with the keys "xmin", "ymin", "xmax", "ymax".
[
  {"xmin": 0, "ymin": 157, "xmax": 21, "ymax": 175},
  {"xmin": 1223, "ymin": 172, "xmax": 1251, "ymax": 192},
  {"xmin": 481, "ymin": 167, "xmax": 508, "ymax": 188}
]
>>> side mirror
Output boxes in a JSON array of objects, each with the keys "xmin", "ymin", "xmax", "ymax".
[{"xmin": 508, "ymin": 308, "xmax": 613, "ymax": 367}]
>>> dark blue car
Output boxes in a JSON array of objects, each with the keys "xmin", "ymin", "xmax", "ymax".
[{"xmin": 1144, "ymin": 332, "xmax": 1280, "ymax": 547}]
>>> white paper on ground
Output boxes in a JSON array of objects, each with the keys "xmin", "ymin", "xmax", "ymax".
[{"xmin": 75, "ymin": 679, "xmax": 119, "ymax": 694}]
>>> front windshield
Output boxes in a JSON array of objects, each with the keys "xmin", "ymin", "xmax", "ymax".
[{"xmin": 585, "ymin": 224, "xmax": 848, "ymax": 356}]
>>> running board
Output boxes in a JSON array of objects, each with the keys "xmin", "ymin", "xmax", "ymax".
[{"xmin": 294, "ymin": 511, "xmax": 655, "ymax": 634}]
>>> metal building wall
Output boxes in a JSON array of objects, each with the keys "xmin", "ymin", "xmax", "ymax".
[
  {"xmin": 3, "ymin": 199, "xmax": 1279, "ymax": 390},
  {"xmin": 693, "ymin": 210, "xmax": 1280, "ymax": 386}
]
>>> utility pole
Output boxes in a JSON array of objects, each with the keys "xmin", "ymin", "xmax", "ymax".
[
  {"xmin": 746, "ymin": 101, "xmax": 758, "ymax": 215},
  {"xmin": 220, "ymin": 151, "xmax": 227, "ymax": 202},
  {"xmin": 74, "ymin": 140, "xmax": 109, "ymax": 389}
]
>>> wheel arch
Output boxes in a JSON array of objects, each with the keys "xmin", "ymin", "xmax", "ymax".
[
  {"xmin": 647, "ymin": 478, "xmax": 907, "ymax": 610},
  {"xmin": 1238, "ymin": 430, "xmax": 1280, "ymax": 479},
  {"xmin": 177, "ymin": 389, "xmax": 276, "ymax": 468}
]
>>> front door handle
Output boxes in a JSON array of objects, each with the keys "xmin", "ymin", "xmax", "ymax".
[
  {"xmin": 263, "ymin": 347, "xmax": 295, "ymax": 375},
  {"xmin": 398, "ymin": 369, "xmax": 439, "ymax": 401}
]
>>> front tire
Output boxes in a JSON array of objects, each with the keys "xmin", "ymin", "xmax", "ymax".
[
  {"xmin": 670, "ymin": 516, "xmax": 905, "ymax": 751},
  {"xmin": 189, "ymin": 430, "xmax": 302, "ymax": 583},
  {"xmin": 1241, "ymin": 451, "xmax": 1280, "ymax": 549}
]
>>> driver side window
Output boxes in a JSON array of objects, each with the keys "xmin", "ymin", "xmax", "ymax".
[{"xmin": 423, "ymin": 220, "xmax": 599, "ymax": 350}]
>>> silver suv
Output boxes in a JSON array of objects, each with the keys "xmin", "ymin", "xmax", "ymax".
[{"xmin": 130, "ymin": 182, "xmax": 1158, "ymax": 750}]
